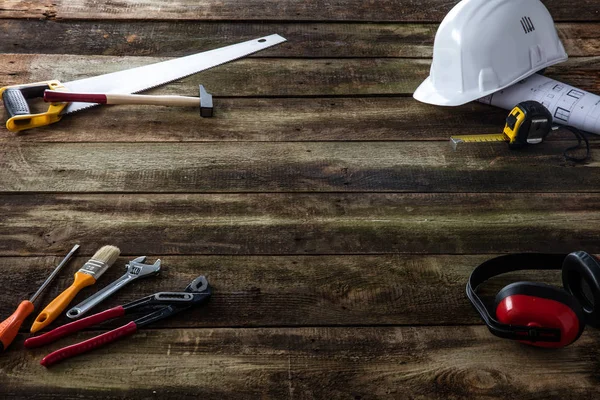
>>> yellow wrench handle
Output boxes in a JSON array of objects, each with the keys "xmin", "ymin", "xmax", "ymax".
[{"xmin": 31, "ymin": 272, "xmax": 96, "ymax": 333}]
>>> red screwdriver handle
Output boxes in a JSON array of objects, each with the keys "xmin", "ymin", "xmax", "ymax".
[
  {"xmin": 25, "ymin": 306, "xmax": 126, "ymax": 348},
  {"xmin": 41, "ymin": 321, "xmax": 138, "ymax": 367},
  {"xmin": 0, "ymin": 300, "xmax": 35, "ymax": 351}
]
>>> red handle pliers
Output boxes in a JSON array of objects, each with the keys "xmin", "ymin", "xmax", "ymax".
[{"xmin": 25, "ymin": 276, "xmax": 211, "ymax": 367}]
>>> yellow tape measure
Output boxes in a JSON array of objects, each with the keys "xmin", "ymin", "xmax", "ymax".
[{"xmin": 450, "ymin": 101, "xmax": 553, "ymax": 150}]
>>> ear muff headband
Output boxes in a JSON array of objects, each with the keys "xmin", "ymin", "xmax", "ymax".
[
  {"xmin": 467, "ymin": 253, "xmax": 567, "ymax": 343},
  {"xmin": 562, "ymin": 251, "xmax": 600, "ymax": 327}
]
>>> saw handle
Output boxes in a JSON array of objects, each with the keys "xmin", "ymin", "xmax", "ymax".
[
  {"xmin": 1, "ymin": 81, "xmax": 68, "ymax": 132},
  {"xmin": 2, "ymin": 84, "xmax": 50, "ymax": 118},
  {"xmin": 2, "ymin": 88, "xmax": 32, "ymax": 119}
]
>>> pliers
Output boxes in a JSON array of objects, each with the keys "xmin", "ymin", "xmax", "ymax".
[{"xmin": 24, "ymin": 275, "xmax": 211, "ymax": 367}]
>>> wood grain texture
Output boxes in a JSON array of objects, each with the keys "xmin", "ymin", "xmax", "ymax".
[
  {"xmin": 0, "ymin": 254, "xmax": 567, "ymax": 330},
  {"xmin": 2, "ymin": 326, "xmax": 599, "ymax": 399},
  {"xmin": 2, "ymin": 20, "xmax": 600, "ymax": 58},
  {"xmin": 2, "ymin": 55, "xmax": 600, "ymax": 98},
  {"xmin": 1, "ymin": 193, "xmax": 599, "ymax": 257},
  {"xmin": 0, "ymin": 98, "xmax": 514, "ymax": 143},
  {"xmin": 1, "ymin": 20, "xmax": 437, "ymax": 58},
  {"xmin": 1, "ymin": 53, "xmax": 433, "ymax": 97},
  {"xmin": 0, "ymin": 99, "xmax": 595, "ymax": 145},
  {"xmin": 1, "ymin": 2, "xmax": 599, "ymax": 398},
  {"xmin": 2, "ymin": 0, "xmax": 599, "ymax": 21},
  {"xmin": 0, "ymin": 142, "xmax": 597, "ymax": 193}
]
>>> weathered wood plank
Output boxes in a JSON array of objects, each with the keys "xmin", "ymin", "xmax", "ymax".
[
  {"xmin": 0, "ymin": 142, "xmax": 597, "ymax": 193},
  {"xmin": 0, "ymin": 254, "xmax": 568, "ymax": 330},
  {"xmin": 1, "ymin": 0, "xmax": 599, "ymax": 22},
  {"xmin": 0, "ymin": 101, "xmax": 594, "ymax": 145},
  {"xmin": 2, "ymin": 54, "xmax": 599, "ymax": 97},
  {"xmin": 1, "ymin": 326, "xmax": 599, "ymax": 399},
  {"xmin": 1, "ymin": 54, "xmax": 431, "ymax": 97},
  {"xmin": 3, "ymin": 99, "xmax": 594, "ymax": 144},
  {"xmin": 1, "ymin": 20, "xmax": 437, "ymax": 58},
  {"xmin": 0, "ymin": 98, "xmax": 515, "ymax": 143},
  {"xmin": 1, "ymin": 54, "xmax": 597, "ymax": 143},
  {"xmin": 0, "ymin": 100, "xmax": 593, "ymax": 145},
  {"xmin": 1, "ymin": 193, "xmax": 599, "ymax": 257},
  {"xmin": 560, "ymin": 22, "xmax": 600, "ymax": 57},
  {"xmin": 0, "ymin": 0, "xmax": 53, "ymax": 20},
  {"xmin": 2, "ymin": 20, "xmax": 599, "ymax": 58}
]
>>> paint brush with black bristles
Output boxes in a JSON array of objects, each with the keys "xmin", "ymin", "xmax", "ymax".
[{"xmin": 31, "ymin": 245, "xmax": 120, "ymax": 333}]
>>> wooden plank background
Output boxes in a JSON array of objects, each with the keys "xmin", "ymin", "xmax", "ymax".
[{"xmin": 1, "ymin": 1, "xmax": 600, "ymax": 399}]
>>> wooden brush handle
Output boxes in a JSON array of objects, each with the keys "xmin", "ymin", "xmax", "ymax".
[{"xmin": 30, "ymin": 272, "xmax": 96, "ymax": 333}]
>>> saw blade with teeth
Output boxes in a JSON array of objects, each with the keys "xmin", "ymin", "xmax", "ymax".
[{"xmin": 60, "ymin": 34, "xmax": 286, "ymax": 115}]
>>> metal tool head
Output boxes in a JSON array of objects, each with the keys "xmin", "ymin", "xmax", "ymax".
[
  {"xmin": 127, "ymin": 256, "xmax": 161, "ymax": 278},
  {"xmin": 186, "ymin": 275, "xmax": 209, "ymax": 293},
  {"xmin": 450, "ymin": 137, "xmax": 464, "ymax": 151},
  {"xmin": 29, "ymin": 244, "xmax": 80, "ymax": 304},
  {"xmin": 123, "ymin": 275, "xmax": 211, "ymax": 328},
  {"xmin": 148, "ymin": 276, "xmax": 209, "ymax": 304},
  {"xmin": 199, "ymin": 85, "xmax": 213, "ymax": 118}
]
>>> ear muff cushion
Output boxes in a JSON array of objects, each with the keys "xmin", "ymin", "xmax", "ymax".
[
  {"xmin": 562, "ymin": 251, "xmax": 600, "ymax": 328},
  {"xmin": 495, "ymin": 282, "xmax": 585, "ymax": 347}
]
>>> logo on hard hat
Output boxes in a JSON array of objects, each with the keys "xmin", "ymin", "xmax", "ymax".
[{"xmin": 521, "ymin": 17, "xmax": 535, "ymax": 34}]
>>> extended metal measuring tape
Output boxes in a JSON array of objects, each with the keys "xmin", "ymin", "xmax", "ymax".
[
  {"xmin": 450, "ymin": 101, "xmax": 590, "ymax": 162},
  {"xmin": 451, "ymin": 101, "xmax": 553, "ymax": 150}
]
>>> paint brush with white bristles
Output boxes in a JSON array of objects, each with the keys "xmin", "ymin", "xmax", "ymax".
[{"xmin": 31, "ymin": 245, "xmax": 120, "ymax": 333}]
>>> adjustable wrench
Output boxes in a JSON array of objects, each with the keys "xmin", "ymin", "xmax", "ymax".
[{"xmin": 66, "ymin": 256, "xmax": 161, "ymax": 319}]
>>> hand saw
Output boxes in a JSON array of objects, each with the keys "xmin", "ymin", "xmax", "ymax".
[{"xmin": 0, "ymin": 34, "xmax": 286, "ymax": 132}]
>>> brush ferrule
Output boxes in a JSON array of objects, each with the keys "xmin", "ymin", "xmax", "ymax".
[{"xmin": 79, "ymin": 260, "xmax": 109, "ymax": 280}]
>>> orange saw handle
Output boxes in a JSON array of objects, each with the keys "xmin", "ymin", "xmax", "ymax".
[
  {"xmin": 31, "ymin": 272, "xmax": 96, "ymax": 333},
  {"xmin": 0, "ymin": 300, "xmax": 35, "ymax": 351}
]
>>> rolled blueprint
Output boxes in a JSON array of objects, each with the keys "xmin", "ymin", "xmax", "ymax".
[{"xmin": 479, "ymin": 74, "xmax": 600, "ymax": 135}]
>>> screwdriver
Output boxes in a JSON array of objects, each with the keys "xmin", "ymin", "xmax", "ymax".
[{"xmin": 0, "ymin": 244, "xmax": 80, "ymax": 351}]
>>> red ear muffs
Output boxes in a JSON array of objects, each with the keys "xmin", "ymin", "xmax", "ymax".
[
  {"xmin": 562, "ymin": 251, "xmax": 600, "ymax": 328},
  {"xmin": 495, "ymin": 282, "xmax": 585, "ymax": 348}
]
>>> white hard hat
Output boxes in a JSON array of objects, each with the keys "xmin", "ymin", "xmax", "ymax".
[{"xmin": 413, "ymin": 0, "xmax": 568, "ymax": 106}]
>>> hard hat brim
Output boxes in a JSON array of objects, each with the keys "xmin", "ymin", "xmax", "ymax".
[
  {"xmin": 413, "ymin": 56, "xmax": 567, "ymax": 107},
  {"xmin": 413, "ymin": 77, "xmax": 471, "ymax": 106}
]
